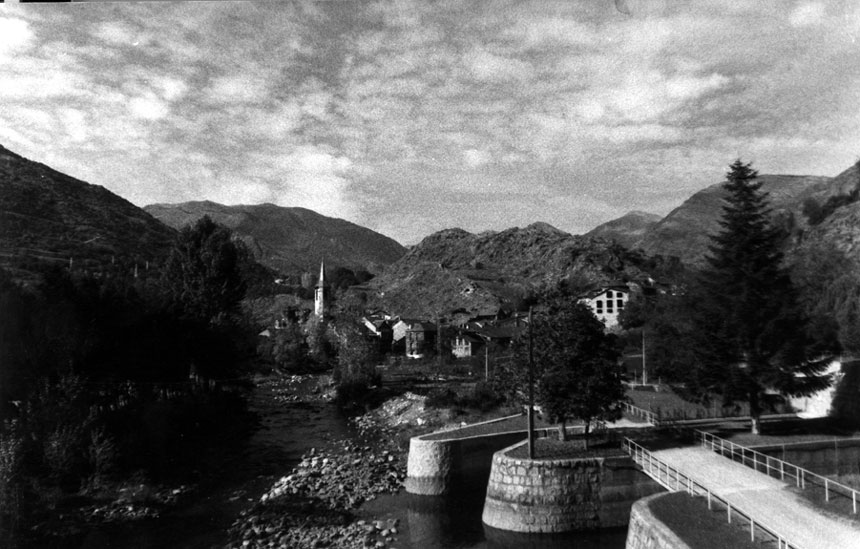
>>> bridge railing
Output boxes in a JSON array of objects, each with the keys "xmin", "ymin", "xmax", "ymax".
[
  {"xmin": 620, "ymin": 402, "xmax": 660, "ymax": 425},
  {"xmin": 623, "ymin": 438, "xmax": 799, "ymax": 549},
  {"xmin": 696, "ymin": 430, "xmax": 860, "ymax": 514}
]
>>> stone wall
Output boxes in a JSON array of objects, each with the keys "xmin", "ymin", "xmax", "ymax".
[
  {"xmin": 405, "ymin": 415, "xmax": 536, "ymax": 495},
  {"xmin": 481, "ymin": 440, "xmax": 662, "ymax": 533},
  {"xmin": 624, "ymin": 494, "xmax": 691, "ymax": 549}
]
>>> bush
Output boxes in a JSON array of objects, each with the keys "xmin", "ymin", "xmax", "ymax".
[
  {"xmin": 425, "ymin": 388, "xmax": 458, "ymax": 408},
  {"xmin": 460, "ymin": 382, "xmax": 503, "ymax": 412},
  {"xmin": 0, "ymin": 427, "xmax": 24, "ymax": 546},
  {"xmin": 85, "ymin": 428, "xmax": 116, "ymax": 492},
  {"xmin": 425, "ymin": 383, "xmax": 502, "ymax": 412}
]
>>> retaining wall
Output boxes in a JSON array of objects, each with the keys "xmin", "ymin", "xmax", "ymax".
[
  {"xmin": 481, "ymin": 440, "xmax": 662, "ymax": 533},
  {"xmin": 624, "ymin": 494, "xmax": 691, "ymax": 549},
  {"xmin": 405, "ymin": 415, "xmax": 542, "ymax": 495}
]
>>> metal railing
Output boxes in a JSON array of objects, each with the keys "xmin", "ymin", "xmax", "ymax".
[
  {"xmin": 696, "ymin": 430, "xmax": 860, "ymax": 514},
  {"xmin": 621, "ymin": 402, "xmax": 660, "ymax": 425},
  {"xmin": 623, "ymin": 438, "xmax": 799, "ymax": 549}
]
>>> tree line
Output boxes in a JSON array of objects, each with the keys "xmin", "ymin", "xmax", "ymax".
[{"xmin": 0, "ymin": 216, "xmax": 255, "ymax": 546}]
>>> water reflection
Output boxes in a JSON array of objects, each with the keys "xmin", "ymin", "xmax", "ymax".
[{"xmin": 361, "ymin": 482, "xmax": 628, "ymax": 549}]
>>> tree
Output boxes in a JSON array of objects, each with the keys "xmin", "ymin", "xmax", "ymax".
[
  {"xmin": 161, "ymin": 216, "xmax": 247, "ymax": 326},
  {"xmin": 690, "ymin": 160, "xmax": 837, "ymax": 434},
  {"xmin": 500, "ymin": 297, "xmax": 625, "ymax": 446},
  {"xmin": 792, "ymin": 241, "xmax": 860, "ymax": 355},
  {"xmin": 619, "ymin": 285, "xmax": 699, "ymax": 385}
]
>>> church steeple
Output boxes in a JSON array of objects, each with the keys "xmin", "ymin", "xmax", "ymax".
[{"xmin": 314, "ymin": 259, "xmax": 326, "ymax": 318}]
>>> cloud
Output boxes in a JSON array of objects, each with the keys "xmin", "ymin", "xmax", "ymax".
[
  {"xmin": 465, "ymin": 48, "xmax": 534, "ymax": 82},
  {"xmin": 789, "ymin": 2, "xmax": 826, "ymax": 28},
  {"xmin": 60, "ymin": 108, "xmax": 88, "ymax": 143},
  {"xmin": 208, "ymin": 74, "xmax": 269, "ymax": 103},
  {"xmin": 128, "ymin": 94, "xmax": 169, "ymax": 120},
  {"xmin": 665, "ymin": 73, "xmax": 730, "ymax": 100},
  {"xmin": 2, "ymin": 0, "xmax": 860, "ymax": 246},
  {"xmin": 463, "ymin": 148, "xmax": 491, "ymax": 168},
  {"xmin": 0, "ymin": 17, "xmax": 33, "ymax": 56}
]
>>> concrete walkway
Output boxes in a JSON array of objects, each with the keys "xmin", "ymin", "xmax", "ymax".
[{"xmin": 651, "ymin": 446, "xmax": 860, "ymax": 549}]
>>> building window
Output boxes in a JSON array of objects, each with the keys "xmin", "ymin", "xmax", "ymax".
[
  {"xmin": 606, "ymin": 290, "xmax": 613, "ymax": 298},
  {"xmin": 596, "ymin": 299, "xmax": 603, "ymax": 313},
  {"xmin": 617, "ymin": 299, "xmax": 624, "ymax": 309}
]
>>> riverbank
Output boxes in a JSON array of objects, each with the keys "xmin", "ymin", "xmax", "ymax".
[
  {"xmin": 226, "ymin": 440, "xmax": 406, "ymax": 548},
  {"xmin": 225, "ymin": 377, "xmax": 525, "ymax": 548}
]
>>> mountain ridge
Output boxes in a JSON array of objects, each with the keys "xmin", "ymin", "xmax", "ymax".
[{"xmin": 144, "ymin": 201, "xmax": 406, "ymax": 276}]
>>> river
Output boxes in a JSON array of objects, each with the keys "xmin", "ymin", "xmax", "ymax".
[{"xmin": 64, "ymin": 375, "xmax": 628, "ymax": 549}]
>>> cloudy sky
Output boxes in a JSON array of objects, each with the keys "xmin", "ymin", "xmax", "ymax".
[{"xmin": 1, "ymin": 1, "xmax": 859, "ymax": 244}]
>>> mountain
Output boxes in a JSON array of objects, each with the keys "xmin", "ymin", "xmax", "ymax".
[
  {"xmin": 365, "ymin": 222, "xmax": 658, "ymax": 318},
  {"xmin": 795, "ymin": 162, "xmax": 860, "ymax": 262},
  {"xmin": 0, "ymin": 144, "xmax": 175, "ymax": 278},
  {"xmin": 144, "ymin": 201, "xmax": 406, "ymax": 275},
  {"xmin": 635, "ymin": 174, "xmax": 832, "ymax": 266},
  {"xmin": 584, "ymin": 211, "xmax": 661, "ymax": 249}
]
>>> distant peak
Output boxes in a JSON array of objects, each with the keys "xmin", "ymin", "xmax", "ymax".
[
  {"xmin": 620, "ymin": 211, "xmax": 662, "ymax": 221},
  {"xmin": 525, "ymin": 221, "xmax": 563, "ymax": 232}
]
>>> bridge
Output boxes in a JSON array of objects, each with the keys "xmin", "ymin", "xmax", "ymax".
[{"xmin": 624, "ymin": 431, "xmax": 860, "ymax": 549}]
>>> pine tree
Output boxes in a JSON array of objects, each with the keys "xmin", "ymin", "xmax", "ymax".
[{"xmin": 692, "ymin": 160, "xmax": 836, "ymax": 434}]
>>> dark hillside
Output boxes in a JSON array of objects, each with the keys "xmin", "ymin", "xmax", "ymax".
[{"xmin": 0, "ymin": 144, "xmax": 175, "ymax": 278}]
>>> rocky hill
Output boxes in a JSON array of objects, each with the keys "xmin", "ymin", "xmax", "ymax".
[
  {"xmin": 0, "ymin": 144, "xmax": 175, "ymax": 278},
  {"xmin": 145, "ymin": 201, "xmax": 406, "ymax": 276},
  {"xmin": 585, "ymin": 211, "xmax": 661, "ymax": 249},
  {"xmin": 364, "ymin": 223, "xmax": 658, "ymax": 318}
]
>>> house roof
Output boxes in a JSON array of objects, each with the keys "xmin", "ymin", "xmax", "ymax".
[
  {"xmin": 474, "ymin": 325, "xmax": 523, "ymax": 340},
  {"xmin": 579, "ymin": 285, "xmax": 631, "ymax": 300}
]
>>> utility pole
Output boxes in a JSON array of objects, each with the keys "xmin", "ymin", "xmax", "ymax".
[
  {"xmin": 436, "ymin": 314, "xmax": 442, "ymax": 377},
  {"xmin": 642, "ymin": 328, "xmax": 648, "ymax": 386},
  {"xmin": 527, "ymin": 307, "xmax": 535, "ymax": 460},
  {"xmin": 485, "ymin": 344, "xmax": 489, "ymax": 382}
]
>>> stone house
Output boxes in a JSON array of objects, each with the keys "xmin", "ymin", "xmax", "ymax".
[{"xmin": 405, "ymin": 321, "xmax": 437, "ymax": 359}]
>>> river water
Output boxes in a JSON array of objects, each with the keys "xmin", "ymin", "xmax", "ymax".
[{"xmin": 68, "ymin": 376, "xmax": 628, "ymax": 549}]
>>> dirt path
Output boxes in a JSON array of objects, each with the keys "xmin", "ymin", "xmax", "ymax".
[{"xmin": 652, "ymin": 446, "xmax": 860, "ymax": 549}]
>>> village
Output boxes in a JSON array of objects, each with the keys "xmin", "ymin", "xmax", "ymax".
[{"xmin": 4, "ymin": 2, "xmax": 860, "ymax": 549}]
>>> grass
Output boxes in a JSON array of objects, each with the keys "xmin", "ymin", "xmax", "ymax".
[
  {"xmin": 788, "ymin": 474, "xmax": 860, "ymax": 526},
  {"xmin": 713, "ymin": 417, "xmax": 860, "ymax": 447},
  {"xmin": 626, "ymin": 385, "xmax": 749, "ymax": 421},
  {"xmin": 648, "ymin": 492, "xmax": 763, "ymax": 549},
  {"xmin": 506, "ymin": 437, "xmax": 625, "ymax": 460},
  {"xmin": 420, "ymin": 413, "xmax": 560, "ymax": 441}
]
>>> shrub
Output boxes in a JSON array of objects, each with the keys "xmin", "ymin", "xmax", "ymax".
[
  {"xmin": 0, "ymin": 427, "xmax": 24, "ymax": 546},
  {"xmin": 85, "ymin": 428, "xmax": 116, "ymax": 492},
  {"xmin": 425, "ymin": 388, "xmax": 458, "ymax": 409}
]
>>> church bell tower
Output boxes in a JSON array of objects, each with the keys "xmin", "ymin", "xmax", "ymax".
[{"xmin": 314, "ymin": 260, "xmax": 326, "ymax": 318}]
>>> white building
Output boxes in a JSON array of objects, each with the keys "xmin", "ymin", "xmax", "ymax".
[{"xmin": 579, "ymin": 285, "xmax": 630, "ymax": 329}]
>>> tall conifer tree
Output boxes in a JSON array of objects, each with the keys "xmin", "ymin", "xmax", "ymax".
[{"xmin": 692, "ymin": 160, "xmax": 836, "ymax": 434}]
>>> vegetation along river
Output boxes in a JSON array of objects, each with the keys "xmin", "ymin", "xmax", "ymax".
[{"xmin": 55, "ymin": 374, "xmax": 628, "ymax": 549}]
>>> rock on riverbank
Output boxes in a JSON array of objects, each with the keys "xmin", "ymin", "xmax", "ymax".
[{"xmin": 227, "ymin": 439, "xmax": 406, "ymax": 548}]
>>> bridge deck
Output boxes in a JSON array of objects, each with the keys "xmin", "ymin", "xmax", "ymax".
[{"xmin": 651, "ymin": 446, "xmax": 860, "ymax": 549}]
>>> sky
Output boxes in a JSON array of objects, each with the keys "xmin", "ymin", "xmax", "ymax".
[{"xmin": 1, "ymin": 1, "xmax": 860, "ymax": 245}]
